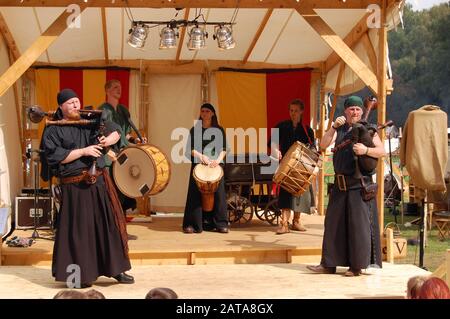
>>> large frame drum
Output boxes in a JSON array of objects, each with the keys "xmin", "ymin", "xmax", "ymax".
[
  {"xmin": 113, "ymin": 144, "xmax": 170, "ymax": 198},
  {"xmin": 273, "ymin": 141, "xmax": 322, "ymax": 196},
  {"xmin": 193, "ymin": 164, "xmax": 223, "ymax": 212}
]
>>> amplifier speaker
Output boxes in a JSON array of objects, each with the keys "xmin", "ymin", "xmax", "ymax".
[{"xmin": 15, "ymin": 196, "xmax": 53, "ymax": 229}]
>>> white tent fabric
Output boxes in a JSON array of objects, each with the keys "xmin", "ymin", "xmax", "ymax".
[
  {"xmin": 147, "ymin": 74, "xmax": 201, "ymax": 212},
  {"xmin": 0, "ymin": 39, "xmax": 22, "ymax": 207}
]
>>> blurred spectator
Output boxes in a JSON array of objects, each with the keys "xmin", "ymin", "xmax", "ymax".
[
  {"xmin": 84, "ymin": 289, "xmax": 106, "ymax": 299},
  {"xmin": 145, "ymin": 287, "xmax": 178, "ymax": 299},
  {"xmin": 418, "ymin": 277, "xmax": 450, "ymax": 299},
  {"xmin": 53, "ymin": 290, "xmax": 87, "ymax": 299},
  {"xmin": 406, "ymin": 275, "xmax": 428, "ymax": 299}
]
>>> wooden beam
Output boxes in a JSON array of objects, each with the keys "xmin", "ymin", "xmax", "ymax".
[
  {"xmin": 318, "ymin": 63, "xmax": 326, "ymax": 216},
  {"xmin": 377, "ymin": 0, "xmax": 388, "ymax": 241},
  {"xmin": 2, "ymin": 1, "xmax": 381, "ymax": 9},
  {"xmin": 0, "ymin": 12, "xmax": 20, "ymax": 61},
  {"xmin": 0, "ymin": 5, "xmax": 88, "ymax": 98},
  {"xmin": 243, "ymin": 9, "xmax": 273, "ymax": 64},
  {"xmin": 326, "ymin": 61, "xmax": 345, "ymax": 131},
  {"xmin": 447, "ymin": 249, "xmax": 450, "ymax": 287},
  {"xmin": 385, "ymin": 227, "xmax": 394, "ymax": 263},
  {"xmin": 175, "ymin": 8, "xmax": 190, "ymax": 64},
  {"xmin": 32, "ymin": 59, "xmax": 322, "ymax": 73},
  {"xmin": 7, "ymin": 50, "xmax": 25, "ymax": 179},
  {"xmin": 325, "ymin": 13, "xmax": 371, "ymax": 73},
  {"xmin": 297, "ymin": 7, "xmax": 378, "ymax": 94},
  {"xmin": 361, "ymin": 32, "xmax": 377, "ymax": 73},
  {"xmin": 101, "ymin": 7, "xmax": 109, "ymax": 63}
]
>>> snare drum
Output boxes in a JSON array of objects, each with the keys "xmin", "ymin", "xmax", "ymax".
[
  {"xmin": 273, "ymin": 142, "xmax": 322, "ymax": 196},
  {"xmin": 112, "ymin": 144, "xmax": 171, "ymax": 198},
  {"xmin": 193, "ymin": 164, "xmax": 223, "ymax": 212}
]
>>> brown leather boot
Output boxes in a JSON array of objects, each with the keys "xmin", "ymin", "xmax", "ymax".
[
  {"xmin": 276, "ymin": 210, "xmax": 291, "ymax": 234},
  {"xmin": 291, "ymin": 212, "xmax": 306, "ymax": 231}
]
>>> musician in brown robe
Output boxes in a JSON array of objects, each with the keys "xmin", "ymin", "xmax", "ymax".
[
  {"xmin": 42, "ymin": 89, "xmax": 134, "ymax": 288},
  {"xmin": 308, "ymin": 95, "xmax": 385, "ymax": 276}
]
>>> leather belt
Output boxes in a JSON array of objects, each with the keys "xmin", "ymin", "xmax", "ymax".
[
  {"xmin": 335, "ymin": 174, "xmax": 362, "ymax": 191},
  {"xmin": 60, "ymin": 170, "xmax": 103, "ymax": 185}
]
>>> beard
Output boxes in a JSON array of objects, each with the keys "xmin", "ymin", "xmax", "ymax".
[{"xmin": 66, "ymin": 110, "xmax": 81, "ymax": 120}]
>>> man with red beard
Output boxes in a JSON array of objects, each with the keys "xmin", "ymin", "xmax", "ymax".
[
  {"xmin": 307, "ymin": 96, "xmax": 385, "ymax": 277},
  {"xmin": 42, "ymin": 89, "xmax": 134, "ymax": 288}
]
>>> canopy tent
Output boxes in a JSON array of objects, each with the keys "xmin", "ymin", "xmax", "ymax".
[{"xmin": 0, "ymin": 0, "xmax": 405, "ymax": 232}]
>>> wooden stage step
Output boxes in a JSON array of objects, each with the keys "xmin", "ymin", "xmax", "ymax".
[{"xmin": 1, "ymin": 215, "xmax": 324, "ymax": 266}]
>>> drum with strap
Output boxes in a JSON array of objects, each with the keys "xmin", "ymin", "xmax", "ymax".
[
  {"xmin": 273, "ymin": 141, "xmax": 322, "ymax": 196},
  {"xmin": 193, "ymin": 164, "xmax": 223, "ymax": 212},
  {"xmin": 112, "ymin": 144, "xmax": 170, "ymax": 198}
]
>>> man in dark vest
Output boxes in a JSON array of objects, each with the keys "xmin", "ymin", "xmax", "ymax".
[{"xmin": 308, "ymin": 96, "xmax": 385, "ymax": 276}]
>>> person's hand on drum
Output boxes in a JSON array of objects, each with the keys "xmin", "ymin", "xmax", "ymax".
[
  {"xmin": 134, "ymin": 136, "xmax": 148, "ymax": 144},
  {"xmin": 333, "ymin": 116, "xmax": 346, "ymax": 129},
  {"xmin": 200, "ymin": 154, "xmax": 211, "ymax": 166},
  {"xmin": 209, "ymin": 159, "xmax": 219, "ymax": 168}
]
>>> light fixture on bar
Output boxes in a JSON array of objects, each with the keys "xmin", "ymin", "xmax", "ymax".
[
  {"xmin": 128, "ymin": 23, "xmax": 149, "ymax": 49},
  {"xmin": 159, "ymin": 24, "xmax": 178, "ymax": 49},
  {"xmin": 187, "ymin": 25, "xmax": 208, "ymax": 50},
  {"xmin": 127, "ymin": 19, "xmax": 235, "ymax": 51},
  {"xmin": 213, "ymin": 25, "xmax": 235, "ymax": 50}
]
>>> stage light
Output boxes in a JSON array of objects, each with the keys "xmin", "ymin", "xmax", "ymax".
[
  {"xmin": 187, "ymin": 25, "xmax": 208, "ymax": 50},
  {"xmin": 214, "ymin": 25, "xmax": 235, "ymax": 50},
  {"xmin": 159, "ymin": 26, "xmax": 178, "ymax": 49},
  {"xmin": 128, "ymin": 23, "xmax": 149, "ymax": 49}
]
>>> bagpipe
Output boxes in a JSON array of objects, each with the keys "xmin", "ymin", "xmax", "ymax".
[
  {"xmin": 331, "ymin": 96, "xmax": 393, "ymax": 175},
  {"xmin": 28, "ymin": 105, "xmax": 108, "ymax": 184}
]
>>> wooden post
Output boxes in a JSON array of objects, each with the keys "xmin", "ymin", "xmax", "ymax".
[
  {"xmin": 385, "ymin": 227, "xmax": 394, "ymax": 263},
  {"xmin": 446, "ymin": 249, "xmax": 450, "ymax": 287},
  {"xmin": 318, "ymin": 64, "xmax": 326, "ymax": 216},
  {"xmin": 0, "ymin": 237, "xmax": 3, "ymax": 266},
  {"xmin": 377, "ymin": 0, "xmax": 387, "ymax": 240}
]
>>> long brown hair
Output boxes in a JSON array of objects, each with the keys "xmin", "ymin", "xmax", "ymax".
[{"xmin": 198, "ymin": 103, "xmax": 220, "ymax": 128}]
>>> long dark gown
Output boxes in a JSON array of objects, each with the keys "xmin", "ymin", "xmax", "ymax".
[
  {"xmin": 42, "ymin": 122, "xmax": 131, "ymax": 284},
  {"xmin": 320, "ymin": 123, "xmax": 382, "ymax": 269},
  {"xmin": 182, "ymin": 124, "xmax": 228, "ymax": 232}
]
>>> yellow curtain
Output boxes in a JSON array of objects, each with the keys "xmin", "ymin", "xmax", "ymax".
[
  {"xmin": 35, "ymin": 69, "xmax": 59, "ymax": 186},
  {"xmin": 83, "ymin": 69, "xmax": 106, "ymax": 108},
  {"xmin": 216, "ymin": 71, "xmax": 267, "ymax": 154}
]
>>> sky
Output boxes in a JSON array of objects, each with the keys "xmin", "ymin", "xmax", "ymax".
[{"xmin": 406, "ymin": 0, "xmax": 449, "ymax": 10}]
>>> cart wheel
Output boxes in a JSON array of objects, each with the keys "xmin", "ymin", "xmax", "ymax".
[
  {"xmin": 227, "ymin": 194, "xmax": 254, "ymax": 225},
  {"xmin": 264, "ymin": 199, "xmax": 281, "ymax": 225},
  {"xmin": 254, "ymin": 209, "xmax": 266, "ymax": 221}
]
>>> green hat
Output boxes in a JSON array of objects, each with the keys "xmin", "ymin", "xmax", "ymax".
[{"xmin": 344, "ymin": 96, "xmax": 364, "ymax": 109}]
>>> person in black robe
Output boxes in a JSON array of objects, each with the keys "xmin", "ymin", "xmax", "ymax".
[
  {"xmin": 182, "ymin": 103, "xmax": 229, "ymax": 234},
  {"xmin": 269, "ymin": 99, "xmax": 315, "ymax": 234},
  {"xmin": 41, "ymin": 89, "xmax": 134, "ymax": 288},
  {"xmin": 307, "ymin": 95, "xmax": 385, "ymax": 276}
]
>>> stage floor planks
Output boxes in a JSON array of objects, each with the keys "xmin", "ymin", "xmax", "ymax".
[
  {"xmin": 0, "ymin": 263, "xmax": 430, "ymax": 299},
  {"xmin": 1, "ymin": 214, "xmax": 325, "ymax": 266}
]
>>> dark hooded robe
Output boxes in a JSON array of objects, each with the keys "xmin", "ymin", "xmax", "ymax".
[
  {"xmin": 320, "ymin": 122, "xmax": 382, "ymax": 270},
  {"xmin": 41, "ymin": 113, "xmax": 131, "ymax": 284},
  {"xmin": 182, "ymin": 122, "xmax": 228, "ymax": 232}
]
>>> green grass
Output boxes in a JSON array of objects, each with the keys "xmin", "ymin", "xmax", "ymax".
[{"xmin": 384, "ymin": 210, "xmax": 449, "ymax": 272}]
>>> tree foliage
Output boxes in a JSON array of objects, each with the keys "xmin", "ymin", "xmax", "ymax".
[{"xmin": 387, "ymin": 3, "xmax": 450, "ymax": 126}]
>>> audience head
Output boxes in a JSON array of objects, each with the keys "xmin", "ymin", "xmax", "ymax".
[
  {"xmin": 53, "ymin": 290, "xmax": 87, "ymax": 299},
  {"xmin": 84, "ymin": 289, "xmax": 106, "ymax": 299},
  {"xmin": 406, "ymin": 275, "xmax": 428, "ymax": 299},
  {"xmin": 145, "ymin": 287, "xmax": 178, "ymax": 299},
  {"xmin": 418, "ymin": 277, "xmax": 450, "ymax": 299}
]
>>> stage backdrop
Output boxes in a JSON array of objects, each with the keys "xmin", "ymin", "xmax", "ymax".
[
  {"xmin": 34, "ymin": 68, "xmax": 131, "ymax": 141},
  {"xmin": 215, "ymin": 70, "xmax": 311, "ymax": 154}
]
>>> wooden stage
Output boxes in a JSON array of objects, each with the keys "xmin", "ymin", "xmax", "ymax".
[
  {"xmin": 1, "ymin": 214, "xmax": 325, "ymax": 266},
  {"xmin": 0, "ymin": 215, "xmax": 431, "ymax": 298}
]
